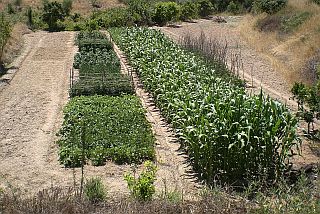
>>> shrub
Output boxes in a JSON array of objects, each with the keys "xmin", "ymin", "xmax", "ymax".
[
  {"xmin": 281, "ymin": 11, "xmax": 312, "ymax": 33},
  {"xmin": 180, "ymin": 1, "xmax": 199, "ymax": 21},
  {"xmin": 257, "ymin": 0, "xmax": 288, "ymax": 14},
  {"xmin": 42, "ymin": 1, "xmax": 66, "ymax": 31},
  {"xmin": 227, "ymin": 1, "xmax": 243, "ymax": 14},
  {"xmin": 127, "ymin": 0, "xmax": 153, "ymax": 25},
  {"xmin": 124, "ymin": 161, "xmax": 157, "ymax": 201},
  {"xmin": 197, "ymin": 0, "xmax": 215, "ymax": 17},
  {"xmin": 94, "ymin": 7, "xmax": 133, "ymax": 28},
  {"xmin": 153, "ymin": 2, "xmax": 181, "ymax": 26},
  {"xmin": 0, "ymin": 13, "xmax": 12, "ymax": 73},
  {"xmin": 84, "ymin": 177, "xmax": 107, "ymax": 203},
  {"xmin": 62, "ymin": 0, "xmax": 73, "ymax": 16},
  {"xmin": 7, "ymin": 3, "xmax": 15, "ymax": 14}
]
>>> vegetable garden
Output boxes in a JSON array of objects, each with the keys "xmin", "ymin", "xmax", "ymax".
[
  {"xmin": 57, "ymin": 31, "xmax": 155, "ymax": 167},
  {"xmin": 109, "ymin": 27, "xmax": 301, "ymax": 185}
]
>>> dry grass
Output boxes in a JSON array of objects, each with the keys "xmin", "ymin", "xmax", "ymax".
[
  {"xmin": 2, "ymin": 23, "xmax": 31, "ymax": 66},
  {"xmin": 0, "ymin": 0, "xmax": 123, "ymax": 16},
  {"xmin": 239, "ymin": 0, "xmax": 320, "ymax": 85},
  {"xmin": 0, "ymin": 186, "xmax": 248, "ymax": 214}
]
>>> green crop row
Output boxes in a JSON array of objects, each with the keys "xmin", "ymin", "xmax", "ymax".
[
  {"xmin": 109, "ymin": 27, "xmax": 300, "ymax": 184},
  {"xmin": 57, "ymin": 95, "xmax": 155, "ymax": 167},
  {"xmin": 71, "ymin": 31, "xmax": 133, "ymax": 97}
]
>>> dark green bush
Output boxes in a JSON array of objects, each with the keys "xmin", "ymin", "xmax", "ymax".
[
  {"xmin": 42, "ymin": 1, "xmax": 66, "ymax": 31},
  {"xmin": 152, "ymin": 1, "xmax": 181, "ymax": 26},
  {"xmin": 197, "ymin": 0, "xmax": 215, "ymax": 17},
  {"xmin": 93, "ymin": 7, "xmax": 133, "ymax": 28},
  {"xmin": 180, "ymin": 1, "xmax": 199, "ymax": 21},
  {"xmin": 127, "ymin": 0, "xmax": 153, "ymax": 25},
  {"xmin": 257, "ymin": 0, "xmax": 288, "ymax": 14},
  {"xmin": 227, "ymin": 1, "xmax": 243, "ymax": 14}
]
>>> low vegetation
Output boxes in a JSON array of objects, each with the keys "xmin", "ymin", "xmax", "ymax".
[
  {"xmin": 71, "ymin": 30, "xmax": 134, "ymax": 97},
  {"xmin": 57, "ymin": 95, "xmax": 155, "ymax": 167},
  {"xmin": 0, "ymin": 13, "xmax": 12, "ymax": 74}
]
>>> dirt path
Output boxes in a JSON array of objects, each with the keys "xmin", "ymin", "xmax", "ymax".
[
  {"xmin": 156, "ymin": 17, "xmax": 319, "ymax": 166},
  {"xmin": 112, "ymin": 40, "xmax": 200, "ymax": 200}
]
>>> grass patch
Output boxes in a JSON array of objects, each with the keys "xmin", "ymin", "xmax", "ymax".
[{"xmin": 57, "ymin": 95, "xmax": 155, "ymax": 167}]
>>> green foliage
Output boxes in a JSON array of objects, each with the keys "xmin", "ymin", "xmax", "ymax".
[
  {"xmin": 26, "ymin": 7, "xmax": 33, "ymax": 29},
  {"xmin": 153, "ymin": 1, "xmax": 181, "ymax": 26},
  {"xmin": 227, "ymin": 1, "xmax": 243, "ymax": 14},
  {"xmin": 84, "ymin": 177, "xmax": 107, "ymax": 203},
  {"xmin": 72, "ymin": 31, "xmax": 134, "ymax": 97},
  {"xmin": 197, "ymin": 0, "xmax": 214, "ymax": 17},
  {"xmin": 180, "ymin": 1, "xmax": 199, "ymax": 21},
  {"xmin": 0, "ymin": 13, "xmax": 12, "ymax": 71},
  {"xmin": 127, "ymin": 0, "xmax": 153, "ymax": 25},
  {"xmin": 256, "ymin": 0, "xmax": 288, "ymax": 14},
  {"xmin": 7, "ymin": 3, "xmax": 15, "ymax": 14},
  {"xmin": 110, "ymin": 27, "xmax": 300, "ymax": 185},
  {"xmin": 291, "ymin": 82, "xmax": 320, "ymax": 134},
  {"xmin": 124, "ymin": 161, "xmax": 157, "ymax": 201},
  {"xmin": 281, "ymin": 11, "xmax": 312, "ymax": 33},
  {"xmin": 42, "ymin": 1, "xmax": 66, "ymax": 31},
  {"xmin": 62, "ymin": 0, "xmax": 73, "ymax": 16},
  {"xmin": 92, "ymin": 7, "xmax": 133, "ymax": 29},
  {"xmin": 57, "ymin": 96, "xmax": 155, "ymax": 167}
]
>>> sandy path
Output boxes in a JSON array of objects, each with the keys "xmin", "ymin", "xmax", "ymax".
[{"xmin": 0, "ymin": 31, "xmax": 77, "ymax": 192}]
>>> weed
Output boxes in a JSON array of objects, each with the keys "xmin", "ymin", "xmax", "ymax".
[
  {"xmin": 84, "ymin": 177, "xmax": 107, "ymax": 203},
  {"xmin": 124, "ymin": 161, "xmax": 157, "ymax": 201}
]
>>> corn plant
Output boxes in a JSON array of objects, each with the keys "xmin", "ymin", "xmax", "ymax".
[{"xmin": 109, "ymin": 27, "xmax": 300, "ymax": 184}]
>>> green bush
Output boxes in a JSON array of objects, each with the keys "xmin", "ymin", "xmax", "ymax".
[
  {"xmin": 78, "ymin": 39, "xmax": 112, "ymax": 52},
  {"xmin": 93, "ymin": 7, "xmax": 133, "ymax": 28},
  {"xmin": 124, "ymin": 161, "xmax": 157, "ymax": 201},
  {"xmin": 42, "ymin": 1, "xmax": 66, "ymax": 31},
  {"xmin": 257, "ymin": 0, "xmax": 288, "ymax": 14},
  {"xmin": 180, "ymin": 1, "xmax": 199, "ymax": 21},
  {"xmin": 197, "ymin": 0, "xmax": 215, "ymax": 17},
  {"xmin": 227, "ymin": 1, "xmax": 243, "ymax": 14},
  {"xmin": 62, "ymin": 0, "xmax": 73, "ymax": 16},
  {"xmin": 127, "ymin": 0, "xmax": 153, "ymax": 25},
  {"xmin": 281, "ymin": 11, "xmax": 312, "ymax": 33},
  {"xmin": 84, "ymin": 177, "xmax": 107, "ymax": 203},
  {"xmin": 153, "ymin": 2, "xmax": 181, "ymax": 26}
]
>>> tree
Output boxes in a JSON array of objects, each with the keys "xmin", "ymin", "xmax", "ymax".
[
  {"xmin": 42, "ymin": 1, "xmax": 65, "ymax": 31},
  {"xmin": 0, "ymin": 13, "xmax": 12, "ymax": 74}
]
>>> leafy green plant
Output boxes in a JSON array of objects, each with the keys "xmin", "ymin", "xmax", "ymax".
[
  {"xmin": 256, "ymin": 0, "xmax": 288, "ymax": 14},
  {"xmin": 84, "ymin": 177, "xmax": 107, "ymax": 203},
  {"xmin": 127, "ymin": 0, "xmax": 153, "ymax": 25},
  {"xmin": 62, "ymin": 0, "xmax": 73, "ymax": 16},
  {"xmin": 196, "ymin": 0, "xmax": 214, "ymax": 17},
  {"xmin": 110, "ymin": 27, "xmax": 300, "ymax": 185},
  {"xmin": 124, "ymin": 161, "xmax": 157, "ymax": 201},
  {"xmin": 227, "ymin": 1, "xmax": 243, "ymax": 14},
  {"xmin": 57, "ymin": 96, "xmax": 155, "ymax": 167},
  {"xmin": 281, "ymin": 11, "xmax": 312, "ymax": 33},
  {"xmin": 152, "ymin": 1, "xmax": 181, "ymax": 26},
  {"xmin": 180, "ymin": 1, "xmax": 199, "ymax": 21},
  {"xmin": 42, "ymin": 1, "xmax": 66, "ymax": 31}
]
